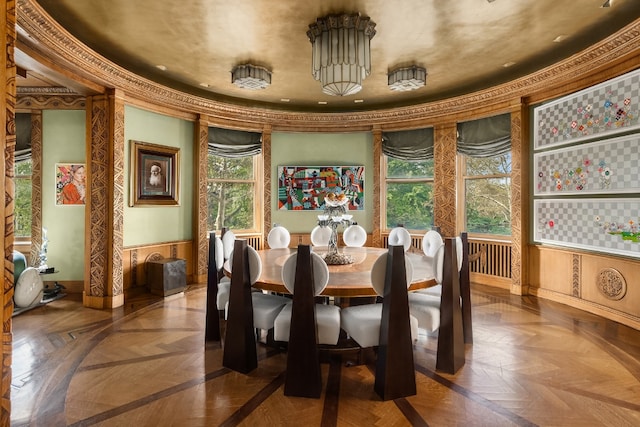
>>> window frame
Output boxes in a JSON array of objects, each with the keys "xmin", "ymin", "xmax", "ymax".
[
  {"xmin": 206, "ymin": 154, "xmax": 262, "ymax": 234},
  {"xmin": 14, "ymin": 159, "xmax": 33, "ymax": 242},
  {"xmin": 381, "ymin": 154, "xmax": 435, "ymax": 232},
  {"xmin": 456, "ymin": 152, "xmax": 512, "ymax": 240}
]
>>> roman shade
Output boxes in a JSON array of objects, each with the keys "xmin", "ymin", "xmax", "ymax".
[
  {"xmin": 208, "ymin": 126, "xmax": 262, "ymax": 158},
  {"xmin": 382, "ymin": 127, "xmax": 434, "ymax": 160},
  {"xmin": 456, "ymin": 113, "xmax": 511, "ymax": 158}
]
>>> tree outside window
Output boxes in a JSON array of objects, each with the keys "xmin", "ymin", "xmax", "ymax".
[
  {"xmin": 461, "ymin": 153, "xmax": 511, "ymax": 235},
  {"xmin": 384, "ymin": 157, "xmax": 434, "ymax": 230},
  {"xmin": 14, "ymin": 159, "xmax": 33, "ymax": 239},
  {"xmin": 206, "ymin": 154, "xmax": 257, "ymax": 232}
]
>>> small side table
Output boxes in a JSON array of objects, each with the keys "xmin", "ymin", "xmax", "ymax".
[
  {"xmin": 147, "ymin": 258, "xmax": 187, "ymax": 297},
  {"xmin": 39, "ymin": 269, "xmax": 65, "ymax": 300}
]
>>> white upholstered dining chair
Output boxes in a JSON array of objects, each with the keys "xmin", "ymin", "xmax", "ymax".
[
  {"xmin": 408, "ymin": 233, "xmax": 464, "ymax": 334},
  {"xmin": 273, "ymin": 249, "xmax": 341, "ymax": 345},
  {"xmin": 225, "ymin": 244, "xmax": 289, "ymax": 335},
  {"xmin": 310, "ymin": 225, "xmax": 332, "ymax": 246},
  {"xmin": 216, "ymin": 230, "xmax": 236, "ymax": 312},
  {"xmin": 416, "ymin": 229, "xmax": 445, "ymax": 298},
  {"xmin": 388, "ymin": 226, "xmax": 412, "ymax": 251},
  {"xmin": 267, "ymin": 225, "xmax": 291, "ymax": 249},
  {"xmin": 340, "ymin": 248, "xmax": 418, "ymax": 348},
  {"xmin": 343, "ymin": 224, "xmax": 367, "ymax": 247}
]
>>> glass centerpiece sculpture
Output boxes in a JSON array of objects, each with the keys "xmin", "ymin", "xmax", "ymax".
[{"xmin": 318, "ymin": 192, "xmax": 354, "ymax": 265}]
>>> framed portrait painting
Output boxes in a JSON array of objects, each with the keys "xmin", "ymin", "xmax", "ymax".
[
  {"xmin": 56, "ymin": 163, "xmax": 86, "ymax": 205},
  {"xmin": 130, "ymin": 140, "xmax": 180, "ymax": 206}
]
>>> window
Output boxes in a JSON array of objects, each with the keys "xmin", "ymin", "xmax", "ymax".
[
  {"xmin": 383, "ymin": 156, "xmax": 434, "ymax": 230},
  {"xmin": 14, "ymin": 159, "xmax": 32, "ymax": 239},
  {"xmin": 460, "ymin": 152, "xmax": 511, "ymax": 235},
  {"xmin": 206, "ymin": 154, "xmax": 259, "ymax": 232}
]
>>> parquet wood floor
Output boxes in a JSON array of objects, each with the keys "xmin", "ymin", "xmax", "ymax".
[{"xmin": 10, "ymin": 284, "xmax": 640, "ymax": 426}]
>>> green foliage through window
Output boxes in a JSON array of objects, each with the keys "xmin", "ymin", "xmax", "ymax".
[
  {"xmin": 14, "ymin": 159, "xmax": 32, "ymax": 238},
  {"xmin": 385, "ymin": 158, "xmax": 434, "ymax": 230},
  {"xmin": 207, "ymin": 155, "xmax": 256, "ymax": 231},
  {"xmin": 463, "ymin": 153, "xmax": 511, "ymax": 235}
]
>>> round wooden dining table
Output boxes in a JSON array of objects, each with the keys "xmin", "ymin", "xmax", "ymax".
[{"xmin": 229, "ymin": 246, "xmax": 437, "ymax": 298}]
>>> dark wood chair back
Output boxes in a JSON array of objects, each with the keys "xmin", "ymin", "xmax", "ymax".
[
  {"xmin": 374, "ymin": 245, "xmax": 417, "ymax": 400},
  {"xmin": 436, "ymin": 237, "xmax": 465, "ymax": 374},
  {"xmin": 459, "ymin": 232, "xmax": 473, "ymax": 344},
  {"xmin": 222, "ymin": 239, "xmax": 258, "ymax": 374},
  {"xmin": 283, "ymin": 245, "xmax": 322, "ymax": 398}
]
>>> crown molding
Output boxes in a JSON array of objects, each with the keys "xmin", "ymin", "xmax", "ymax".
[{"xmin": 16, "ymin": 0, "xmax": 640, "ymax": 130}]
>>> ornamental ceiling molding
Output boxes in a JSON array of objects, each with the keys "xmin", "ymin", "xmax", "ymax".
[
  {"xmin": 16, "ymin": 0, "xmax": 640, "ymax": 129},
  {"xmin": 16, "ymin": 93, "xmax": 86, "ymax": 110}
]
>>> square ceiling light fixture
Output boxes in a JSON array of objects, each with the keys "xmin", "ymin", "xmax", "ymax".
[
  {"xmin": 307, "ymin": 13, "xmax": 377, "ymax": 96},
  {"xmin": 231, "ymin": 64, "xmax": 271, "ymax": 90},
  {"xmin": 388, "ymin": 66, "xmax": 427, "ymax": 91}
]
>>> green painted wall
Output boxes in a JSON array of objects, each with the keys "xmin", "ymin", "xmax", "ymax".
[
  {"xmin": 42, "ymin": 110, "xmax": 86, "ymax": 280},
  {"xmin": 123, "ymin": 106, "xmax": 194, "ymax": 246},
  {"xmin": 271, "ymin": 132, "xmax": 373, "ymax": 234}
]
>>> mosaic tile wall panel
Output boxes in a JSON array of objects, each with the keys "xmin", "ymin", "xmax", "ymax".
[
  {"xmin": 534, "ymin": 198, "xmax": 640, "ymax": 258},
  {"xmin": 534, "ymin": 68, "xmax": 640, "ymax": 150},
  {"xmin": 534, "ymin": 134, "xmax": 640, "ymax": 195}
]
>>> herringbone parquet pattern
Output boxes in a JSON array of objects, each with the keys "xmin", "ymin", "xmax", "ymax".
[{"xmin": 11, "ymin": 284, "xmax": 640, "ymax": 426}]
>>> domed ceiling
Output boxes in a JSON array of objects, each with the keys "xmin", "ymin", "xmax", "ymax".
[{"xmin": 17, "ymin": 0, "xmax": 640, "ymax": 113}]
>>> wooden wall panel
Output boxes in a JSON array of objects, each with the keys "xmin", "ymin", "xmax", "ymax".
[{"xmin": 530, "ymin": 245, "xmax": 640, "ymax": 330}]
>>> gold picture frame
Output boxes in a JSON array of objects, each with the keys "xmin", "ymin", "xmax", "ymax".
[{"xmin": 130, "ymin": 140, "xmax": 180, "ymax": 206}]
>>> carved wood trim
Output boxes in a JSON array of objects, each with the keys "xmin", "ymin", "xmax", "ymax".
[
  {"xmin": 510, "ymin": 107, "xmax": 528, "ymax": 295},
  {"xmin": 86, "ymin": 95, "xmax": 109, "ymax": 298},
  {"xmin": 263, "ymin": 128, "xmax": 272, "ymax": 241},
  {"xmin": 433, "ymin": 123, "xmax": 457, "ymax": 238},
  {"xmin": 15, "ymin": 0, "xmax": 640, "ymax": 130},
  {"xmin": 110, "ymin": 89, "xmax": 125, "ymax": 297},
  {"xmin": 2, "ymin": 1, "xmax": 16, "ymax": 422},
  {"xmin": 16, "ymin": 93, "xmax": 85, "ymax": 110},
  {"xmin": 29, "ymin": 110, "xmax": 41, "ymax": 266},
  {"xmin": 372, "ymin": 128, "xmax": 382, "ymax": 247},
  {"xmin": 194, "ymin": 117, "xmax": 209, "ymax": 279}
]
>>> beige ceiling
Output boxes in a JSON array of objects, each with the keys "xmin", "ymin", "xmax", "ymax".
[{"xmin": 18, "ymin": 0, "xmax": 640, "ymax": 112}]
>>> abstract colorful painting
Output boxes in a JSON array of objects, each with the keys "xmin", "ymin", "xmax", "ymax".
[{"xmin": 277, "ymin": 166, "xmax": 364, "ymax": 211}]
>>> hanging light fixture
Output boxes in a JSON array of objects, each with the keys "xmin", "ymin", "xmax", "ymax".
[
  {"xmin": 307, "ymin": 13, "xmax": 376, "ymax": 96},
  {"xmin": 388, "ymin": 66, "xmax": 427, "ymax": 91},
  {"xmin": 231, "ymin": 64, "xmax": 272, "ymax": 90}
]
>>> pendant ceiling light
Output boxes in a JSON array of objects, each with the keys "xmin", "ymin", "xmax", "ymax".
[
  {"xmin": 307, "ymin": 13, "xmax": 376, "ymax": 96},
  {"xmin": 388, "ymin": 66, "xmax": 427, "ymax": 92},
  {"xmin": 231, "ymin": 64, "xmax": 272, "ymax": 90}
]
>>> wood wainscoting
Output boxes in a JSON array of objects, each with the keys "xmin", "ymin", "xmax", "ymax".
[
  {"xmin": 529, "ymin": 245, "xmax": 640, "ymax": 331},
  {"xmin": 123, "ymin": 240, "xmax": 194, "ymax": 294}
]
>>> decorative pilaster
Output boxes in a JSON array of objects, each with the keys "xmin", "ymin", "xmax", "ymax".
[
  {"xmin": 509, "ymin": 106, "xmax": 529, "ymax": 295},
  {"xmin": 84, "ymin": 89, "xmax": 124, "ymax": 308},
  {"xmin": 372, "ymin": 127, "xmax": 382, "ymax": 247},
  {"xmin": 262, "ymin": 126, "xmax": 272, "ymax": 246},
  {"xmin": 433, "ymin": 123, "xmax": 457, "ymax": 238},
  {"xmin": 110, "ymin": 89, "xmax": 125, "ymax": 299},
  {"xmin": 193, "ymin": 115, "xmax": 209, "ymax": 282},
  {"xmin": 2, "ymin": 0, "xmax": 15, "ymax": 422},
  {"xmin": 28, "ymin": 110, "xmax": 42, "ymax": 266}
]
